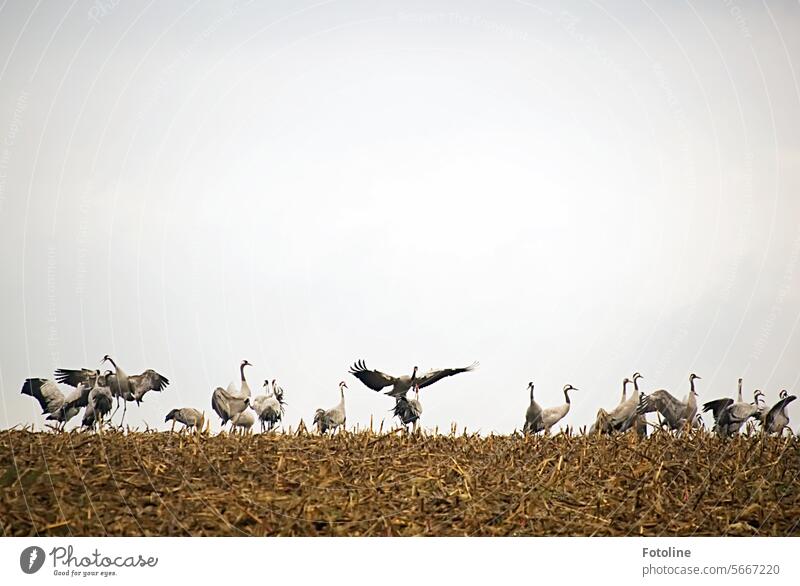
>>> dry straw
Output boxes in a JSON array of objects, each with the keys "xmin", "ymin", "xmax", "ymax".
[{"xmin": 0, "ymin": 429, "xmax": 798, "ymax": 536}]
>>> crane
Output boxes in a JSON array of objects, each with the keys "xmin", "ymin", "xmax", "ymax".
[
  {"xmin": 638, "ymin": 373, "xmax": 701, "ymax": 432},
  {"xmin": 592, "ymin": 377, "xmax": 639, "ymax": 434},
  {"xmin": 55, "ymin": 357, "xmax": 168, "ymax": 426},
  {"xmin": 20, "ymin": 378, "xmax": 82, "ymax": 430},
  {"xmin": 759, "ymin": 390, "xmax": 796, "ymax": 435},
  {"xmin": 529, "ymin": 384, "xmax": 578, "ymax": 434},
  {"xmin": 165, "ymin": 408, "xmax": 205, "ymax": 432},
  {"xmin": 231, "ymin": 409, "xmax": 256, "ymax": 435},
  {"xmin": 84, "ymin": 372, "xmax": 114, "ymax": 433},
  {"xmin": 703, "ymin": 386, "xmax": 764, "ymax": 438},
  {"xmin": 349, "ymin": 360, "xmax": 478, "ymax": 397},
  {"xmin": 211, "ymin": 360, "xmax": 254, "ymax": 431},
  {"xmin": 392, "ymin": 384, "xmax": 423, "ymax": 431},
  {"xmin": 522, "ymin": 382, "xmax": 543, "ymax": 435},
  {"xmin": 252, "ymin": 379, "xmax": 286, "ymax": 432},
  {"xmin": 314, "ymin": 381, "xmax": 347, "ymax": 434}
]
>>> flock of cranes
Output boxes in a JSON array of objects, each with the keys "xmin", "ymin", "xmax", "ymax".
[
  {"xmin": 20, "ymin": 356, "xmax": 169, "ymax": 433},
  {"xmin": 18, "ymin": 357, "xmax": 797, "ymax": 438}
]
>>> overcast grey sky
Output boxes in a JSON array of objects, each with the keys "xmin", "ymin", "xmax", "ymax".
[{"xmin": 1, "ymin": 0, "xmax": 799, "ymax": 433}]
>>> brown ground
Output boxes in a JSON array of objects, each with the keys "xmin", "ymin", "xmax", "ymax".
[{"xmin": 0, "ymin": 429, "xmax": 798, "ymax": 536}]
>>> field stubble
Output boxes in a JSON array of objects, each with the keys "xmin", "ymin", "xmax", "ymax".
[{"xmin": 0, "ymin": 429, "xmax": 798, "ymax": 536}]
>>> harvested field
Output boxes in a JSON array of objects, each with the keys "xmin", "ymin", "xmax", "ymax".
[{"xmin": 0, "ymin": 429, "xmax": 798, "ymax": 536}]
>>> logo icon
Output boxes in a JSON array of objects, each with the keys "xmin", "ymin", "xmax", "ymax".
[{"xmin": 20, "ymin": 546, "xmax": 45, "ymax": 574}]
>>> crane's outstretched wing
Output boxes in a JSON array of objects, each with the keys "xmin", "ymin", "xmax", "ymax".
[
  {"xmin": 765, "ymin": 395, "xmax": 796, "ymax": 429},
  {"xmin": 415, "ymin": 361, "xmax": 479, "ymax": 389},
  {"xmin": 639, "ymin": 389, "xmax": 682, "ymax": 415},
  {"xmin": 348, "ymin": 360, "xmax": 397, "ymax": 391},
  {"xmin": 21, "ymin": 378, "xmax": 64, "ymax": 414},
  {"xmin": 702, "ymin": 398, "xmax": 734, "ymax": 421},
  {"xmin": 638, "ymin": 390, "xmax": 687, "ymax": 429},
  {"xmin": 726, "ymin": 402, "xmax": 761, "ymax": 425},
  {"xmin": 54, "ymin": 368, "xmax": 96, "ymax": 388},
  {"xmin": 130, "ymin": 369, "xmax": 170, "ymax": 402}
]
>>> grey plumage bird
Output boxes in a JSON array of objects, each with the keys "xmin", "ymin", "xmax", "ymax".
[
  {"xmin": 211, "ymin": 360, "xmax": 254, "ymax": 430},
  {"xmin": 629, "ymin": 372, "xmax": 648, "ymax": 438},
  {"xmin": 230, "ymin": 408, "xmax": 256, "ymax": 434},
  {"xmin": 522, "ymin": 382, "xmax": 543, "ymax": 435},
  {"xmin": 165, "ymin": 407, "xmax": 205, "ymax": 432},
  {"xmin": 56, "ymin": 357, "xmax": 169, "ymax": 426},
  {"xmin": 759, "ymin": 390, "xmax": 796, "ymax": 435},
  {"xmin": 638, "ymin": 373, "xmax": 701, "ymax": 432},
  {"xmin": 84, "ymin": 372, "xmax": 114, "ymax": 432},
  {"xmin": 252, "ymin": 380, "xmax": 286, "ymax": 432},
  {"xmin": 392, "ymin": 384, "xmax": 423, "ymax": 430},
  {"xmin": 20, "ymin": 378, "xmax": 81, "ymax": 430},
  {"xmin": 314, "ymin": 381, "xmax": 347, "ymax": 434},
  {"xmin": 590, "ymin": 377, "xmax": 628, "ymax": 434},
  {"xmin": 529, "ymin": 384, "xmax": 578, "ymax": 434},
  {"xmin": 593, "ymin": 377, "xmax": 640, "ymax": 434},
  {"xmin": 349, "ymin": 360, "xmax": 478, "ymax": 398},
  {"xmin": 703, "ymin": 385, "xmax": 764, "ymax": 438}
]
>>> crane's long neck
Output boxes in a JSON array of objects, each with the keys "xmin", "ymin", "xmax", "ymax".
[
  {"xmin": 107, "ymin": 358, "xmax": 125, "ymax": 379},
  {"xmin": 621, "ymin": 380, "xmax": 629, "ymax": 402},
  {"xmin": 737, "ymin": 380, "xmax": 743, "ymax": 403},
  {"xmin": 240, "ymin": 364, "xmax": 247, "ymax": 382},
  {"xmin": 338, "ymin": 388, "xmax": 345, "ymax": 409},
  {"xmin": 687, "ymin": 389, "xmax": 697, "ymax": 411},
  {"xmin": 564, "ymin": 389, "xmax": 571, "ymax": 404}
]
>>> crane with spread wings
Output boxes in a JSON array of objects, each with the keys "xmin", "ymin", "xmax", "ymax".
[{"xmin": 348, "ymin": 359, "xmax": 478, "ymax": 398}]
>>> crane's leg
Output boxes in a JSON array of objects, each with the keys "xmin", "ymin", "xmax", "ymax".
[
  {"xmin": 110, "ymin": 395, "xmax": 121, "ymax": 421},
  {"xmin": 119, "ymin": 400, "xmax": 128, "ymax": 429}
]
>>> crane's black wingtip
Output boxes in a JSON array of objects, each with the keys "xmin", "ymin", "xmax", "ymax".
[{"xmin": 349, "ymin": 359, "xmax": 368, "ymax": 374}]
